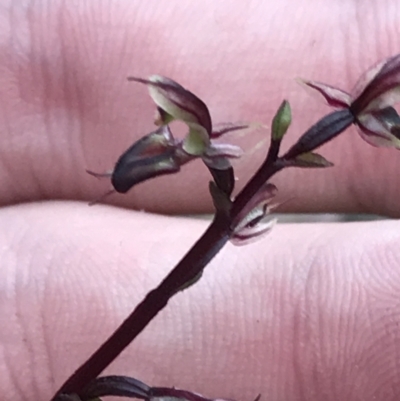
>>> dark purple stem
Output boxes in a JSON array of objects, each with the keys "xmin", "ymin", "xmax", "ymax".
[
  {"xmin": 52, "ymin": 213, "xmax": 230, "ymax": 400},
  {"xmin": 52, "ymin": 159, "xmax": 282, "ymax": 401},
  {"xmin": 51, "ymin": 109, "xmax": 352, "ymax": 401}
]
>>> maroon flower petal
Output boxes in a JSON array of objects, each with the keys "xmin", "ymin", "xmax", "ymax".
[
  {"xmin": 230, "ymin": 218, "xmax": 277, "ymax": 246},
  {"xmin": 128, "ymin": 76, "xmax": 212, "ymax": 134},
  {"xmin": 111, "ymin": 151, "xmax": 182, "ymax": 193},
  {"xmin": 232, "ymin": 183, "xmax": 277, "ymax": 229},
  {"xmin": 300, "ymin": 80, "xmax": 351, "ymax": 108},
  {"xmin": 351, "ymin": 54, "xmax": 400, "ymax": 113},
  {"xmin": 128, "ymin": 75, "xmax": 212, "ymax": 156},
  {"xmin": 356, "ymin": 111, "xmax": 400, "ymax": 148},
  {"xmin": 122, "ymin": 126, "xmax": 176, "ymax": 158},
  {"xmin": 351, "ymin": 58, "xmax": 388, "ymax": 100}
]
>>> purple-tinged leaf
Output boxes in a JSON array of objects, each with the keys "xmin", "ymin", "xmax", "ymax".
[
  {"xmin": 288, "ymin": 152, "xmax": 334, "ymax": 168},
  {"xmin": 300, "ymin": 79, "xmax": 351, "ymax": 108}
]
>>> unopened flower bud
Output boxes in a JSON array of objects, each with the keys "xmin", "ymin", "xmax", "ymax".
[{"xmin": 271, "ymin": 100, "xmax": 291, "ymax": 141}]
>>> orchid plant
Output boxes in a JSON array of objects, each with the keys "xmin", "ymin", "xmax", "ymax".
[{"xmin": 51, "ymin": 53, "xmax": 400, "ymax": 401}]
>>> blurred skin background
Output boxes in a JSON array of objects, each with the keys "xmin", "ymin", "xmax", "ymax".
[{"xmin": 1, "ymin": 1, "xmax": 400, "ymax": 401}]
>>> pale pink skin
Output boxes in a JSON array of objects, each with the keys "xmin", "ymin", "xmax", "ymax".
[{"xmin": 1, "ymin": 1, "xmax": 400, "ymax": 401}]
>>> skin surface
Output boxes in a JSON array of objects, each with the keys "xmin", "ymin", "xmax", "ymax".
[{"xmin": 1, "ymin": 1, "xmax": 400, "ymax": 400}]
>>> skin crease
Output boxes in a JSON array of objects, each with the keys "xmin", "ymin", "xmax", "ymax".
[{"xmin": 1, "ymin": 0, "xmax": 400, "ymax": 400}]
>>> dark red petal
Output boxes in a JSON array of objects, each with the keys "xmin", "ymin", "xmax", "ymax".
[
  {"xmin": 231, "ymin": 218, "xmax": 277, "ymax": 246},
  {"xmin": 128, "ymin": 76, "xmax": 212, "ymax": 135},
  {"xmin": 300, "ymin": 80, "xmax": 351, "ymax": 108},
  {"xmin": 111, "ymin": 151, "xmax": 182, "ymax": 193},
  {"xmin": 356, "ymin": 111, "xmax": 400, "ymax": 148},
  {"xmin": 351, "ymin": 54, "xmax": 400, "ymax": 114},
  {"xmin": 231, "ymin": 182, "xmax": 277, "ymax": 229}
]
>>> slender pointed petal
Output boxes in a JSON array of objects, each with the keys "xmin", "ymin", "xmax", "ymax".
[
  {"xmin": 86, "ymin": 169, "xmax": 113, "ymax": 178},
  {"xmin": 211, "ymin": 122, "xmax": 256, "ymax": 138},
  {"xmin": 299, "ymin": 79, "xmax": 351, "ymax": 108},
  {"xmin": 88, "ymin": 189, "xmax": 116, "ymax": 206}
]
